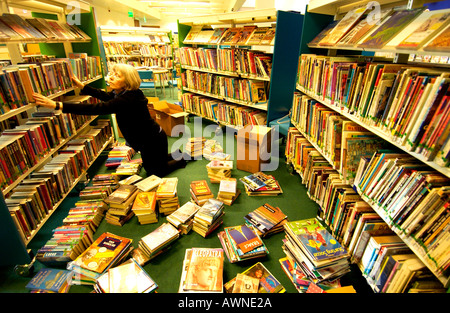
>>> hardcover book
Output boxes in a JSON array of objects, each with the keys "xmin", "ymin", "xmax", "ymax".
[{"xmin": 358, "ymin": 8, "xmax": 425, "ymax": 49}]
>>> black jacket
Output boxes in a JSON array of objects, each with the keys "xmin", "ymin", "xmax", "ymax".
[{"xmin": 62, "ymin": 85, "xmax": 161, "ymax": 151}]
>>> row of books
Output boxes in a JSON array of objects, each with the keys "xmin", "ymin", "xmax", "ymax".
[
  {"xmin": 285, "ymin": 127, "xmax": 448, "ymax": 291},
  {"xmin": 105, "ymin": 144, "xmax": 135, "ymax": 168},
  {"xmin": 309, "ymin": 6, "xmax": 450, "ymax": 52},
  {"xmin": 0, "ymin": 111, "xmax": 96, "ymax": 191},
  {"xmin": 291, "ymin": 93, "xmax": 389, "ymax": 184},
  {"xmin": 181, "ymin": 92, "xmax": 267, "ymax": 127},
  {"xmin": 0, "ymin": 13, "xmax": 91, "ymax": 42},
  {"xmin": 184, "ymin": 25, "xmax": 276, "ymax": 46},
  {"xmin": 182, "ymin": 69, "xmax": 268, "ymax": 104},
  {"xmin": 6, "ymin": 121, "xmax": 112, "ymax": 242},
  {"xmin": 296, "ymin": 53, "xmax": 450, "ymax": 168},
  {"xmin": 104, "ymin": 41, "xmax": 172, "ymax": 57},
  {"xmin": 179, "ymin": 47, "xmax": 272, "ymax": 79},
  {"xmin": 106, "ymin": 57, "xmax": 173, "ymax": 72},
  {"xmin": 0, "ymin": 55, "xmax": 101, "ymax": 114}
]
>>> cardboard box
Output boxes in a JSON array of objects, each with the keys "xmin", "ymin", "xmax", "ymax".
[
  {"xmin": 147, "ymin": 100, "xmax": 188, "ymax": 137},
  {"xmin": 236, "ymin": 125, "xmax": 272, "ymax": 173}
]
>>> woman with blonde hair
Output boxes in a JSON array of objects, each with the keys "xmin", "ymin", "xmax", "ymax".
[{"xmin": 33, "ymin": 63, "xmax": 186, "ymax": 177}]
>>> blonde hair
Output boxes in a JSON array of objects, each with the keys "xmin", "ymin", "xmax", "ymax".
[{"xmin": 110, "ymin": 64, "xmax": 141, "ymax": 90}]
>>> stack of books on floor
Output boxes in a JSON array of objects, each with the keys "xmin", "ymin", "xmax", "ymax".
[
  {"xmin": 205, "ymin": 151, "xmax": 231, "ymax": 161},
  {"xmin": 218, "ymin": 224, "xmax": 269, "ymax": 263},
  {"xmin": 178, "ymin": 247, "xmax": 224, "ymax": 293},
  {"xmin": 114, "ymin": 158, "xmax": 142, "ymax": 176},
  {"xmin": 91, "ymin": 174, "xmax": 119, "ymax": 189},
  {"xmin": 202, "ymin": 139, "xmax": 224, "ymax": 160},
  {"xmin": 78, "ymin": 185, "xmax": 112, "ymax": 201},
  {"xmin": 223, "ymin": 262, "xmax": 286, "ymax": 293},
  {"xmin": 104, "ymin": 184, "xmax": 138, "ymax": 226},
  {"xmin": 134, "ymin": 174, "xmax": 161, "ymax": 192},
  {"xmin": 240, "ymin": 172, "xmax": 283, "ymax": 196},
  {"xmin": 35, "ymin": 199, "xmax": 107, "ymax": 266},
  {"xmin": 105, "ymin": 145, "xmax": 135, "ymax": 168},
  {"xmin": 167, "ymin": 201, "xmax": 201, "ymax": 234},
  {"xmin": 190, "ymin": 179, "xmax": 214, "ymax": 205},
  {"xmin": 217, "ymin": 178, "xmax": 240, "ymax": 205},
  {"xmin": 26, "ymin": 268, "xmax": 73, "ymax": 293},
  {"xmin": 185, "ymin": 137, "xmax": 206, "ymax": 158},
  {"xmin": 282, "ymin": 218, "xmax": 351, "ymax": 285},
  {"xmin": 193, "ymin": 198, "xmax": 225, "ymax": 237},
  {"xmin": 206, "ymin": 160, "xmax": 233, "ymax": 183},
  {"xmin": 156, "ymin": 177, "xmax": 179, "ymax": 215},
  {"xmin": 136, "ymin": 222, "xmax": 180, "ymax": 263},
  {"xmin": 94, "ymin": 258, "xmax": 158, "ymax": 293},
  {"xmin": 118, "ymin": 174, "xmax": 143, "ymax": 186},
  {"xmin": 244, "ymin": 203, "xmax": 288, "ymax": 237},
  {"xmin": 131, "ymin": 191, "xmax": 158, "ymax": 224},
  {"xmin": 68, "ymin": 232, "xmax": 133, "ymax": 285}
]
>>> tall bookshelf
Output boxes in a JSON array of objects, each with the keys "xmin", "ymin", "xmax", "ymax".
[
  {"xmin": 0, "ymin": 2, "xmax": 112, "ymax": 267},
  {"xmin": 177, "ymin": 9, "xmax": 303, "ymax": 130},
  {"xmin": 287, "ymin": 0, "xmax": 450, "ymax": 291},
  {"xmin": 98, "ymin": 26, "xmax": 174, "ymax": 73}
]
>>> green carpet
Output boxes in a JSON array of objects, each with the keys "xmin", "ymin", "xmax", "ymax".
[{"xmin": 0, "ymin": 86, "xmax": 372, "ymax": 294}]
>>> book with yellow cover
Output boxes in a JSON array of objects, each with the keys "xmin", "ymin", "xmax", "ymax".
[{"xmin": 183, "ymin": 247, "xmax": 224, "ymax": 292}]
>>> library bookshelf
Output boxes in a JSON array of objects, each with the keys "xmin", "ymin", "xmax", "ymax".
[
  {"xmin": 99, "ymin": 26, "xmax": 174, "ymax": 72},
  {"xmin": 286, "ymin": 0, "xmax": 450, "ymax": 291},
  {"xmin": 0, "ymin": 2, "xmax": 114, "ymax": 267},
  {"xmin": 177, "ymin": 9, "xmax": 303, "ymax": 130}
]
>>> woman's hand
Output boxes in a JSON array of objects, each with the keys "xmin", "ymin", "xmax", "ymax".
[
  {"xmin": 71, "ymin": 76, "xmax": 84, "ymax": 89},
  {"xmin": 33, "ymin": 93, "xmax": 57, "ymax": 109}
]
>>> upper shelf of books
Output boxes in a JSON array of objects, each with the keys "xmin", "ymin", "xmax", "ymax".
[
  {"xmin": 307, "ymin": 0, "xmax": 440, "ymax": 15},
  {"xmin": 0, "ymin": 13, "xmax": 91, "ymax": 43},
  {"xmin": 308, "ymin": 4, "xmax": 450, "ymax": 57}
]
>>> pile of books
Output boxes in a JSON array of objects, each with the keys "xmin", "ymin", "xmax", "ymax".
[
  {"xmin": 134, "ymin": 174, "xmax": 162, "ymax": 192},
  {"xmin": 206, "ymin": 160, "xmax": 233, "ymax": 183},
  {"xmin": 202, "ymin": 139, "xmax": 224, "ymax": 160},
  {"xmin": 131, "ymin": 191, "xmax": 158, "ymax": 224},
  {"xmin": 104, "ymin": 184, "xmax": 138, "ymax": 226},
  {"xmin": 223, "ymin": 262, "xmax": 286, "ymax": 293},
  {"xmin": 136, "ymin": 222, "xmax": 180, "ymax": 262},
  {"xmin": 185, "ymin": 137, "xmax": 206, "ymax": 158},
  {"xmin": 94, "ymin": 258, "xmax": 158, "ymax": 293},
  {"xmin": 156, "ymin": 177, "xmax": 179, "ymax": 215},
  {"xmin": 190, "ymin": 179, "xmax": 214, "ymax": 205},
  {"xmin": 193, "ymin": 198, "xmax": 225, "ymax": 237},
  {"xmin": 217, "ymin": 178, "xmax": 240, "ymax": 205},
  {"xmin": 105, "ymin": 145, "xmax": 135, "ymax": 168},
  {"xmin": 244, "ymin": 203, "xmax": 288, "ymax": 237},
  {"xmin": 91, "ymin": 174, "xmax": 119, "ymax": 188},
  {"xmin": 114, "ymin": 158, "xmax": 142, "ymax": 176},
  {"xmin": 35, "ymin": 199, "xmax": 107, "ymax": 266},
  {"xmin": 282, "ymin": 218, "xmax": 350, "ymax": 284},
  {"xmin": 218, "ymin": 224, "xmax": 269, "ymax": 263},
  {"xmin": 26, "ymin": 268, "xmax": 73, "ymax": 293},
  {"xmin": 68, "ymin": 232, "xmax": 133, "ymax": 285},
  {"xmin": 178, "ymin": 247, "xmax": 224, "ymax": 293},
  {"xmin": 240, "ymin": 172, "xmax": 283, "ymax": 196},
  {"xmin": 167, "ymin": 201, "xmax": 201, "ymax": 234},
  {"xmin": 79, "ymin": 185, "xmax": 112, "ymax": 201},
  {"xmin": 118, "ymin": 174, "xmax": 143, "ymax": 186},
  {"xmin": 205, "ymin": 151, "xmax": 231, "ymax": 161}
]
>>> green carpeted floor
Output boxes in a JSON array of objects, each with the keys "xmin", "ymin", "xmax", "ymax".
[{"xmin": 0, "ymin": 86, "xmax": 373, "ymax": 294}]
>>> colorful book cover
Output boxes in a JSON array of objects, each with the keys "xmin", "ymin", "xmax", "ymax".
[
  {"xmin": 140, "ymin": 222, "xmax": 179, "ymax": 252},
  {"xmin": 26, "ymin": 268, "xmax": 73, "ymax": 293},
  {"xmin": 73, "ymin": 232, "xmax": 132, "ymax": 274},
  {"xmin": 397, "ymin": 10, "xmax": 450, "ymax": 49},
  {"xmin": 285, "ymin": 218, "xmax": 348, "ymax": 261},
  {"xmin": 190, "ymin": 180, "xmax": 212, "ymax": 196},
  {"xmin": 246, "ymin": 27, "xmax": 271, "ymax": 45},
  {"xmin": 225, "ymin": 224, "xmax": 263, "ymax": 254},
  {"xmin": 423, "ymin": 23, "xmax": 450, "ymax": 52},
  {"xmin": 232, "ymin": 273, "xmax": 259, "ymax": 293},
  {"xmin": 131, "ymin": 191, "xmax": 157, "ymax": 212},
  {"xmin": 358, "ymin": 8, "xmax": 425, "ymax": 49},
  {"xmin": 209, "ymin": 27, "xmax": 227, "ymax": 44},
  {"xmin": 183, "ymin": 247, "xmax": 224, "ymax": 292}
]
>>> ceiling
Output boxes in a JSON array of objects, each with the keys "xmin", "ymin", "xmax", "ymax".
[{"xmin": 106, "ymin": 0, "xmax": 255, "ymax": 20}]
